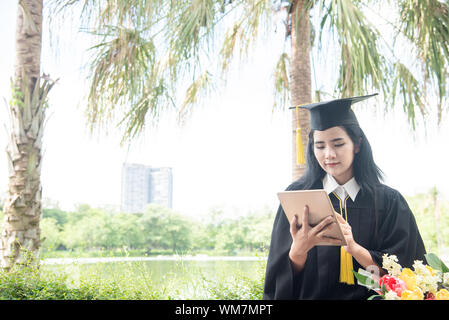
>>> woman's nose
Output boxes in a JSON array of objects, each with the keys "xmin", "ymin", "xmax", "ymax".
[{"xmin": 325, "ymin": 147, "xmax": 336, "ymax": 159}]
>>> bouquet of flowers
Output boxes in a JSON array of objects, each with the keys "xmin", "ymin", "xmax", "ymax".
[{"xmin": 353, "ymin": 253, "xmax": 449, "ymax": 300}]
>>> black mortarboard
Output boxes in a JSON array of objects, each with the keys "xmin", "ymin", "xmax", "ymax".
[
  {"xmin": 289, "ymin": 93, "xmax": 378, "ymax": 131},
  {"xmin": 290, "ymin": 93, "xmax": 378, "ymax": 165}
]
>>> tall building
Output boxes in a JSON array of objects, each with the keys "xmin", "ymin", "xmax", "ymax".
[{"xmin": 121, "ymin": 163, "xmax": 173, "ymax": 213}]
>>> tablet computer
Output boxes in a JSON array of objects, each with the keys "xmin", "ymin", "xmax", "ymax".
[{"xmin": 277, "ymin": 189, "xmax": 346, "ymax": 246}]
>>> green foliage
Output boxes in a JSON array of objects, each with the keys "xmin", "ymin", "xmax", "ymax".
[
  {"xmin": 3, "ymin": 188, "xmax": 448, "ymax": 300},
  {"xmin": 0, "ymin": 263, "xmax": 161, "ymax": 300},
  {"xmin": 425, "ymin": 252, "xmax": 449, "ymax": 273},
  {"xmin": 273, "ymin": 52, "xmax": 290, "ymax": 109},
  {"xmin": 37, "ymin": 189, "xmax": 449, "ymax": 259},
  {"xmin": 0, "ymin": 255, "xmax": 265, "ymax": 300},
  {"xmin": 49, "ymin": 0, "xmax": 449, "ymax": 142},
  {"xmin": 40, "ymin": 203, "xmax": 275, "ymax": 257},
  {"xmin": 204, "ymin": 259, "xmax": 266, "ymax": 299},
  {"xmin": 405, "ymin": 190, "xmax": 449, "ymax": 255},
  {"xmin": 317, "ymin": 0, "xmax": 388, "ymax": 98},
  {"xmin": 212, "ymin": 210, "xmax": 272, "ymax": 254},
  {"xmin": 49, "ymin": 0, "xmax": 275, "ymax": 142},
  {"xmin": 43, "ymin": 208, "xmax": 68, "ymax": 228},
  {"xmin": 136, "ymin": 204, "xmax": 192, "ymax": 253},
  {"xmin": 398, "ymin": 0, "xmax": 449, "ymax": 124},
  {"xmin": 40, "ymin": 218, "xmax": 62, "ymax": 252}
]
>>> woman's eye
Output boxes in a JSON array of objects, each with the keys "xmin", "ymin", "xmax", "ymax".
[
  {"xmin": 315, "ymin": 146, "xmax": 325, "ymax": 150},
  {"xmin": 334, "ymin": 143, "xmax": 345, "ymax": 147}
]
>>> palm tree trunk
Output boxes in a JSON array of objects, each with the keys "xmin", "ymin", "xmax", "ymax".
[
  {"xmin": 290, "ymin": 0, "xmax": 312, "ymax": 181},
  {"xmin": 0, "ymin": 0, "xmax": 46, "ymax": 271}
]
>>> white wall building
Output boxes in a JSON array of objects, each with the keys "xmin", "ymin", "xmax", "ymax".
[{"xmin": 121, "ymin": 163, "xmax": 173, "ymax": 213}]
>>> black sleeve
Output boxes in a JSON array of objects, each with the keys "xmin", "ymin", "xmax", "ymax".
[
  {"xmin": 263, "ymin": 204, "xmax": 304, "ymax": 300},
  {"xmin": 368, "ymin": 188, "xmax": 426, "ymax": 269}
]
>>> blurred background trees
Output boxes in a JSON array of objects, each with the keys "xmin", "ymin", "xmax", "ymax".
[{"xmin": 1, "ymin": 189, "xmax": 445, "ymax": 258}]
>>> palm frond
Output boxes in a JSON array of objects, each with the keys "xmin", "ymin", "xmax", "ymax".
[
  {"xmin": 97, "ymin": 0, "xmax": 165, "ymax": 28},
  {"xmin": 272, "ymin": 52, "xmax": 290, "ymax": 109},
  {"xmin": 318, "ymin": 0, "xmax": 388, "ymax": 98},
  {"xmin": 57, "ymin": 0, "xmax": 274, "ymax": 141},
  {"xmin": 47, "ymin": 0, "xmax": 100, "ymax": 30},
  {"xmin": 220, "ymin": 22, "xmax": 240, "ymax": 73},
  {"xmin": 167, "ymin": 0, "xmax": 219, "ymax": 62},
  {"xmin": 391, "ymin": 62, "xmax": 426, "ymax": 129},
  {"xmin": 178, "ymin": 70, "xmax": 214, "ymax": 123},
  {"xmin": 49, "ymin": 0, "xmax": 165, "ymax": 29},
  {"xmin": 219, "ymin": 0, "xmax": 272, "ymax": 74},
  {"xmin": 117, "ymin": 76, "xmax": 171, "ymax": 143},
  {"xmin": 85, "ymin": 25, "xmax": 157, "ymax": 132},
  {"xmin": 398, "ymin": 0, "xmax": 449, "ymax": 124}
]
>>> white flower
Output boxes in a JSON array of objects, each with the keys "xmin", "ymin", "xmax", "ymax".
[
  {"xmin": 384, "ymin": 291, "xmax": 400, "ymax": 300},
  {"xmin": 413, "ymin": 260, "xmax": 439, "ymax": 294},
  {"xmin": 382, "ymin": 254, "xmax": 402, "ymax": 277},
  {"xmin": 443, "ymin": 273, "xmax": 449, "ymax": 286},
  {"xmin": 413, "ymin": 260, "xmax": 428, "ymax": 275}
]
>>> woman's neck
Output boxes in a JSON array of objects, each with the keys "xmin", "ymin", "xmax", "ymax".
[{"xmin": 332, "ymin": 173, "xmax": 354, "ymax": 186}]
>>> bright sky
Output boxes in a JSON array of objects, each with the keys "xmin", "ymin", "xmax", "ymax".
[{"xmin": 1, "ymin": 1, "xmax": 448, "ymax": 217}]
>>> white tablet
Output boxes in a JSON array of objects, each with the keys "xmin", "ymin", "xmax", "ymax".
[{"xmin": 277, "ymin": 189, "xmax": 346, "ymax": 246}]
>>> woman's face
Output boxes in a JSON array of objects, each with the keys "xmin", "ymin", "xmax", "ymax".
[{"xmin": 313, "ymin": 126, "xmax": 359, "ymax": 185}]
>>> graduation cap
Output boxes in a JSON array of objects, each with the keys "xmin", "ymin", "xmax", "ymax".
[{"xmin": 290, "ymin": 93, "xmax": 378, "ymax": 165}]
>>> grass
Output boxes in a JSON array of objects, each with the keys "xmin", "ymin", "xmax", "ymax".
[
  {"xmin": 203, "ymin": 264, "xmax": 265, "ymax": 300},
  {"xmin": 0, "ymin": 263, "xmax": 163, "ymax": 300},
  {"xmin": 0, "ymin": 257, "xmax": 266, "ymax": 300}
]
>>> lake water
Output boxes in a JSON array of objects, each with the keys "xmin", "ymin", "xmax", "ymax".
[
  {"xmin": 41, "ymin": 256, "xmax": 268, "ymax": 299},
  {"xmin": 40, "ymin": 254, "xmax": 449, "ymax": 299}
]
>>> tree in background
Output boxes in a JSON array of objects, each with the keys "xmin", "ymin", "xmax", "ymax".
[
  {"xmin": 407, "ymin": 189, "xmax": 449, "ymax": 256},
  {"xmin": 139, "ymin": 204, "xmax": 192, "ymax": 253},
  {"xmin": 50, "ymin": 0, "xmax": 449, "ymax": 181},
  {"xmin": 1, "ymin": 0, "xmax": 56, "ymax": 271},
  {"xmin": 4, "ymin": 0, "xmax": 447, "ymax": 269},
  {"xmin": 431, "ymin": 187, "xmax": 443, "ymax": 254},
  {"xmin": 40, "ymin": 218, "xmax": 61, "ymax": 252},
  {"xmin": 33, "ymin": 195, "xmax": 448, "ymax": 258}
]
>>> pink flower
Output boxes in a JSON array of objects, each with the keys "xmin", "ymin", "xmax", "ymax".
[
  {"xmin": 425, "ymin": 293, "xmax": 436, "ymax": 300},
  {"xmin": 379, "ymin": 275, "xmax": 407, "ymax": 297}
]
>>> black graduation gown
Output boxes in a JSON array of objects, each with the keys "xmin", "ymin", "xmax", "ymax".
[{"xmin": 263, "ymin": 179, "xmax": 426, "ymax": 300}]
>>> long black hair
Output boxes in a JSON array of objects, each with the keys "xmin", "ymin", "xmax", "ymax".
[
  {"xmin": 292, "ymin": 124, "xmax": 384, "ymax": 243},
  {"xmin": 295, "ymin": 124, "xmax": 384, "ymax": 197}
]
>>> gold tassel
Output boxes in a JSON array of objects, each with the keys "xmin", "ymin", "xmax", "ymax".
[
  {"xmin": 295, "ymin": 106, "xmax": 306, "ymax": 165},
  {"xmin": 340, "ymin": 247, "xmax": 355, "ymax": 285},
  {"xmin": 336, "ymin": 195, "xmax": 354, "ymax": 285}
]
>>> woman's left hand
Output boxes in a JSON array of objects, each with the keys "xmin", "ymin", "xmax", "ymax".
[
  {"xmin": 334, "ymin": 213, "xmax": 384, "ymax": 276},
  {"xmin": 335, "ymin": 213, "xmax": 359, "ymax": 255}
]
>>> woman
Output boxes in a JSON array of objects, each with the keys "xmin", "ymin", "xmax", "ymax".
[{"xmin": 263, "ymin": 94, "xmax": 426, "ymax": 300}]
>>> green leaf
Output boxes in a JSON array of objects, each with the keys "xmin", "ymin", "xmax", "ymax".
[
  {"xmin": 381, "ymin": 281, "xmax": 388, "ymax": 295},
  {"xmin": 425, "ymin": 253, "xmax": 449, "ymax": 273},
  {"xmin": 352, "ymin": 270, "xmax": 369, "ymax": 284},
  {"xmin": 352, "ymin": 270, "xmax": 377, "ymax": 288},
  {"xmin": 368, "ymin": 294, "xmax": 382, "ymax": 300}
]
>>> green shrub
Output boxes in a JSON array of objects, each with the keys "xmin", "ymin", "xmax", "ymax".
[
  {"xmin": 0, "ymin": 264, "xmax": 162, "ymax": 300},
  {"xmin": 203, "ymin": 260, "xmax": 266, "ymax": 300}
]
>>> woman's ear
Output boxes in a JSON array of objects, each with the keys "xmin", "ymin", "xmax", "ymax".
[{"xmin": 354, "ymin": 138, "xmax": 362, "ymax": 154}]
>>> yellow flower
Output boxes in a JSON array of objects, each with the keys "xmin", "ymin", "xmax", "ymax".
[
  {"xmin": 435, "ymin": 289, "xmax": 449, "ymax": 300},
  {"xmin": 401, "ymin": 287, "xmax": 424, "ymax": 300},
  {"xmin": 425, "ymin": 265, "xmax": 437, "ymax": 277},
  {"xmin": 400, "ymin": 268, "xmax": 417, "ymax": 291}
]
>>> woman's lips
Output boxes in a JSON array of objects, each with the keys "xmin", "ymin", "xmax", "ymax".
[{"xmin": 325, "ymin": 162, "xmax": 339, "ymax": 167}]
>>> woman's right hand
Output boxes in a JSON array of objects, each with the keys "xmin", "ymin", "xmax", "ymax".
[{"xmin": 288, "ymin": 205, "xmax": 341, "ymax": 271}]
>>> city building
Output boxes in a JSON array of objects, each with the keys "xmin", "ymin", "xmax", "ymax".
[{"xmin": 121, "ymin": 163, "xmax": 173, "ymax": 213}]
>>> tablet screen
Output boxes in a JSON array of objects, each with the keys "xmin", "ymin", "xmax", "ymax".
[{"xmin": 277, "ymin": 189, "xmax": 346, "ymax": 246}]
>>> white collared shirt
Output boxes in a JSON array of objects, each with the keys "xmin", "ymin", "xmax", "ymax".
[{"xmin": 322, "ymin": 174, "xmax": 360, "ymax": 202}]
